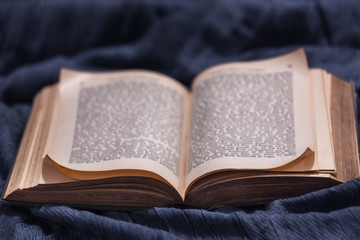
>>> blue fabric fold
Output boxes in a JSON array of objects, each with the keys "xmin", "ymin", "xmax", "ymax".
[{"xmin": 1, "ymin": 0, "xmax": 360, "ymax": 239}]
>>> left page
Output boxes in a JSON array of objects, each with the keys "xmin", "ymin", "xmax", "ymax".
[{"xmin": 46, "ymin": 69, "xmax": 190, "ymax": 192}]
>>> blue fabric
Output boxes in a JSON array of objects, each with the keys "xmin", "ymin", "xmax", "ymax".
[{"xmin": 1, "ymin": 0, "xmax": 360, "ymax": 239}]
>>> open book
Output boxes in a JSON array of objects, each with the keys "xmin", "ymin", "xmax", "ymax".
[{"xmin": 2, "ymin": 49, "xmax": 360, "ymax": 208}]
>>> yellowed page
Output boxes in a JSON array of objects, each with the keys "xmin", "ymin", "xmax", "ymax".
[
  {"xmin": 47, "ymin": 69, "xmax": 190, "ymax": 191},
  {"xmin": 323, "ymin": 72, "xmax": 333, "ymax": 127},
  {"xmin": 310, "ymin": 69, "xmax": 335, "ymax": 171},
  {"xmin": 186, "ymin": 49, "xmax": 314, "ymax": 187}
]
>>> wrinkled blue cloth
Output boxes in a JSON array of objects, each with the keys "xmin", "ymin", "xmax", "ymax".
[{"xmin": 1, "ymin": 0, "xmax": 360, "ymax": 239}]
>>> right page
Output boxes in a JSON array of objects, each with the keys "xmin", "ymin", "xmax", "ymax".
[{"xmin": 186, "ymin": 49, "xmax": 315, "ymax": 187}]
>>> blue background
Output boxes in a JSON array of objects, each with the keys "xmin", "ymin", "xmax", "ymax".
[{"xmin": 1, "ymin": 0, "xmax": 360, "ymax": 239}]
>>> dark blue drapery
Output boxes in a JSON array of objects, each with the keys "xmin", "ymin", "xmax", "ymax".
[{"xmin": 1, "ymin": 1, "xmax": 360, "ymax": 239}]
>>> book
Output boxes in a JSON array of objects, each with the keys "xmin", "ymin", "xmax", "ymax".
[{"xmin": 2, "ymin": 49, "xmax": 360, "ymax": 208}]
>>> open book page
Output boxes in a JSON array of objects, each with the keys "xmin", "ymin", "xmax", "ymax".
[
  {"xmin": 46, "ymin": 69, "xmax": 190, "ymax": 191},
  {"xmin": 186, "ymin": 49, "xmax": 314, "ymax": 187},
  {"xmin": 310, "ymin": 69, "xmax": 335, "ymax": 171},
  {"xmin": 323, "ymin": 72, "xmax": 333, "ymax": 130}
]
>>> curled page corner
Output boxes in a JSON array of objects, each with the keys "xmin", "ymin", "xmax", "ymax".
[{"xmin": 185, "ymin": 146, "xmax": 316, "ymax": 189}]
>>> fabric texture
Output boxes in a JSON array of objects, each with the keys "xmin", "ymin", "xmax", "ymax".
[{"xmin": 1, "ymin": 0, "xmax": 360, "ymax": 239}]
